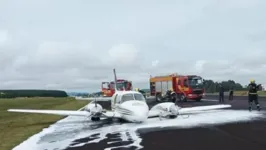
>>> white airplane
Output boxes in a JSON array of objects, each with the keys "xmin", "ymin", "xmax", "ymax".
[{"xmin": 7, "ymin": 69, "xmax": 232, "ymax": 123}]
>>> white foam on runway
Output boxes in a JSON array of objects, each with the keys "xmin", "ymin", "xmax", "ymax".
[{"xmin": 13, "ymin": 110, "xmax": 265, "ymax": 150}]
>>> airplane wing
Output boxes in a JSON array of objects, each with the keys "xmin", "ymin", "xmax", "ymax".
[
  {"xmin": 148, "ymin": 104, "xmax": 231, "ymax": 118},
  {"xmin": 7, "ymin": 109, "xmax": 91, "ymax": 117},
  {"xmin": 8, "ymin": 108, "xmax": 123, "ymax": 120},
  {"xmin": 75, "ymin": 97, "xmax": 112, "ymax": 101},
  {"xmin": 148, "ymin": 110, "xmax": 162, "ymax": 118},
  {"xmin": 178, "ymin": 104, "xmax": 231, "ymax": 114}
]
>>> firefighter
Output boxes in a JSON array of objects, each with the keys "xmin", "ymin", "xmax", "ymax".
[
  {"xmin": 247, "ymin": 79, "xmax": 261, "ymax": 111},
  {"xmin": 167, "ymin": 88, "xmax": 176, "ymax": 103},
  {"xmin": 219, "ymin": 84, "xmax": 224, "ymax": 103},
  {"xmin": 229, "ymin": 87, "xmax": 234, "ymax": 101},
  {"xmin": 166, "ymin": 88, "xmax": 172, "ymax": 97}
]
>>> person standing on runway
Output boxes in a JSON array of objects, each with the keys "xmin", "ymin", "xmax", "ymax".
[
  {"xmin": 229, "ymin": 87, "xmax": 234, "ymax": 101},
  {"xmin": 247, "ymin": 79, "xmax": 261, "ymax": 111},
  {"xmin": 219, "ymin": 84, "xmax": 224, "ymax": 103}
]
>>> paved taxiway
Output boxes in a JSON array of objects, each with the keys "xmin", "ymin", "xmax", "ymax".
[{"xmin": 14, "ymin": 95, "xmax": 266, "ymax": 150}]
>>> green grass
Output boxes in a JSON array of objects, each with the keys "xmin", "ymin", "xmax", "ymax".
[
  {"xmin": 206, "ymin": 91, "xmax": 266, "ymax": 96},
  {"xmin": 0, "ymin": 97, "xmax": 89, "ymax": 150}
]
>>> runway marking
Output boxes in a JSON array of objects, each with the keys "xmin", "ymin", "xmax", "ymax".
[{"xmin": 13, "ymin": 109, "xmax": 265, "ymax": 150}]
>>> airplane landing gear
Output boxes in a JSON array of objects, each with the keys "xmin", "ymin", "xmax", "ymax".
[{"xmin": 91, "ymin": 116, "xmax": 100, "ymax": 121}]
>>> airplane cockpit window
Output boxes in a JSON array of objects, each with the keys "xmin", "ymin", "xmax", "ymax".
[
  {"xmin": 121, "ymin": 94, "xmax": 134, "ymax": 103},
  {"xmin": 133, "ymin": 93, "xmax": 145, "ymax": 101}
]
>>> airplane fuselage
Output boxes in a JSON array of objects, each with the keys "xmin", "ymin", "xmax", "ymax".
[{"xmin": 114, "ymin": 100, "xmax": 149, "ymax": 123}]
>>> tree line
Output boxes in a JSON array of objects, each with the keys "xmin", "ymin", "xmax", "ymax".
[
  {"xmin": 0, "ymin": 79, "xmax": 261, "ymax": 98},
  {"xmin": 203, "ymin": 79, "xmax": 262, "ymax": 93},
  {"xmin": 0, "ymin": 90, "xmax": 68, "ymax": 98}
]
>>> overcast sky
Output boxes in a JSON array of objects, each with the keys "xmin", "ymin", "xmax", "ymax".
[{"xmin": 0, "ymin": 0, "xmax": 266, "ymax": 92}]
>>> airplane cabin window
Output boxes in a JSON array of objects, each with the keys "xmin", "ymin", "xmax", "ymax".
[
  {"xmin": 134, "ymin": 93, "xmax": 145, "ymax": 101},
  {"xmin": 121, "ymin": 94, "xmax": 134, "ymax": 103}
]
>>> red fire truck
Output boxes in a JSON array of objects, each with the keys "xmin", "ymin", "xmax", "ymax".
[
  {"xmin": 150, "ymin": 73, "xmax": 205, "ymax": 102},
  {"xmin": 101, "ymin": 79, "xmax": 133, "ymax": 97}
]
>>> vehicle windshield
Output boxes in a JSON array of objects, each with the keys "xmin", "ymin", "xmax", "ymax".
[
  {"xmin": 110, "ymin": 82, "xmax": 126, "ymax": 90},
  {"xmin": 121, "ymin": 93, "xmax": 145, "ymax": 103},
  {"xmin": 188, "ymin": 77, "xmax": 203, "ymax": 85}
]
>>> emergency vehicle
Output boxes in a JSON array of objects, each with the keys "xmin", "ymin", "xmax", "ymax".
[
  {"xmin": 101, "ymin": 79, "xmax": 133, "ymax": 97},
  {"xmin": 149, "ymin": 73, "xmax": 205, "ymax": 102}
]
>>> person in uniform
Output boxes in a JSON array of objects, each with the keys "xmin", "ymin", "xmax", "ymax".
[
  {"xmin": 229, "ymin": 87, "xmax": 234, "ymax": 101},
  {"xmin": 219, "ymin": 84, "xmax": 224, "ymax": 103},
  {"xmin": 166, "ymin": 88, "xmax": 176, "ymax": 103},
  {"xmin": 247, "ymin": 79, "xmax": 261, "ymax": 111}
]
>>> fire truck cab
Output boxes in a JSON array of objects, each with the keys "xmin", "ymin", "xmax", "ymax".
[
  {"xmin": 101, "ymin": 79, "xmax": 132, "ymax": 97},
  {"xmin": 150, "ymin": 73, "xmax": 205, "ymax": 102}
]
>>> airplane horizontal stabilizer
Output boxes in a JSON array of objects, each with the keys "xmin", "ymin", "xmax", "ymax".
[
  {"xmin": 7, "ymin": 109, "xmax": 90, "ymax": 116},
  {"xmin": 179, "ymin": 104, "xmax": 231, "ymax": 114}
]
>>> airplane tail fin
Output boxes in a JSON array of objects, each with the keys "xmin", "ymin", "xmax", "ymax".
[{"xmin": 113, "ymin": 68, "xmax": 118, "ymax": 92}]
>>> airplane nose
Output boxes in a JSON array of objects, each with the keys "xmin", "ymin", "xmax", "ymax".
[
  {"xmin": 120, "ymin": 101, "xmax": 149, "ymax": 123},
  {"xmin": 133, "ymin": 105, "xmax": 149, "ymax": 122}
]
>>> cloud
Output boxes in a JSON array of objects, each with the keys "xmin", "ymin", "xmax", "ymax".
[
  {"xmin": 107, "ymin": 44, "xmax": 139, "ymax": 67},
  {"xmin": 0, "ymin": 29, "xmax": 8, "ymax": 46},
  {"xmin": 0, "ymin": 0, "xmax": 266, "ymax": 92}
]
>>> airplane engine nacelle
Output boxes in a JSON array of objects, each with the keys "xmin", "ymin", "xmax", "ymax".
[
  {"xmin": 85, "ymin": 103, "xmax": 103, "ymax": 115},
  {"xmin": 150, "ymin": 102, "xmax": 180, "ymax": 118}
]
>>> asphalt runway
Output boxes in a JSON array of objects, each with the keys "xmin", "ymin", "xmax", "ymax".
[{"xmin": 61, "ymin": 96, "xmax": 266, "ymax": 150}]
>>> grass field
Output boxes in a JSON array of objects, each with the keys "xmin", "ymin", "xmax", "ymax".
[
  {"xmin": 206, "ymin": 90, "xmax": 266, "ymax": 96},
  {"xmin": 0, "ymin": 97, "xmax": 89, "ymax": 150}
]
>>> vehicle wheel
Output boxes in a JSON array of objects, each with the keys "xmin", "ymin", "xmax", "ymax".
[
  {"xmin": 176, "ymin": 94, "xmax": 181, "ymax": 102},
  {"xmin": 180, "ymin": 94, "xmax": 187, "ymax": 102},
  {"xmin": 91, "ymin": 116, "xmax": 100, "ymax": 121},
  {"xmin": 196, "ymin": 98, "xmax": 201, "ymax": 102},
  {"xmin": 171, "ymin": 93, "xmax": 177, "ymax": 103},
  {"xmin": 156, "ymin": 93, "xmax": 162, "ymax": 102}
]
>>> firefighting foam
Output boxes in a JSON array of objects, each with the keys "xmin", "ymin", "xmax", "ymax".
[{"xmin": 12, "ymin": 109, "xmax": 265, "ymax": 150}]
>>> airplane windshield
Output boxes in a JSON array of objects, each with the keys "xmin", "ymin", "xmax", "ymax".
[
  {"xmin": 133, "ymin": 93, "xmax": 145, "ymax": 101},
  {"xmin": 121, "ymin": 94, "xmax": 134, "ymax": 103},
  {"xmin": 121, "ymin": 93, "xmax": 145, "ymax": 103}
]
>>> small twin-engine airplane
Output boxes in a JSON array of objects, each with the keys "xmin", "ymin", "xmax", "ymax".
[{"xmin": 7, "ymin": 69, "xmax": 231, "ymax": 123}]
